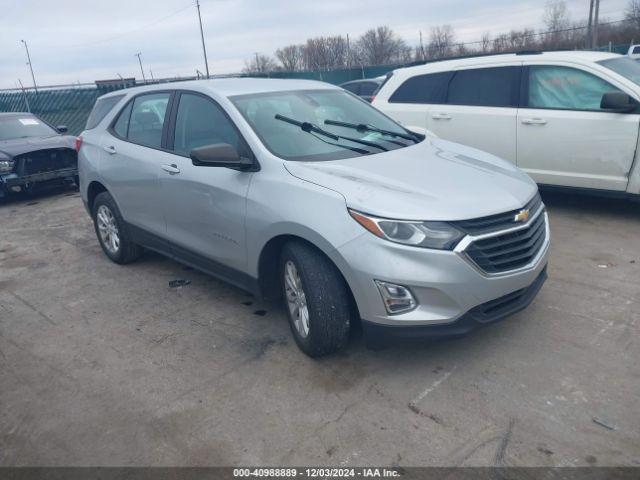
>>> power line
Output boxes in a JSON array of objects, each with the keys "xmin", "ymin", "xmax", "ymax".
[
  {"xmin": 450, "ymin": 16, "xmax": 633, "ymax": 48},
  {"xmin": 56, "ymin": 2, "xmax": 194, "ymax": 49}
]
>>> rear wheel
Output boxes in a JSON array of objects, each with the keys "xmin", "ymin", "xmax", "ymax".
[
  {"xmin": 92, "ymin": 191, "xmax": 142, "ymax": 264},
  {"xmin": 280, "ymin": 241, "xmax": 351, "ymax": 357}
]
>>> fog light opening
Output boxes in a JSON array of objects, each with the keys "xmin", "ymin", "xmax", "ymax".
[{"xmin": 374, "ymin": 280, "xmax": 417, "ymax": 315}]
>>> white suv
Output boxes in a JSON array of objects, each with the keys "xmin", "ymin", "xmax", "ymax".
[{"xmin": 373, "ymin": 51, "xmax": 640, "ymax": 197}]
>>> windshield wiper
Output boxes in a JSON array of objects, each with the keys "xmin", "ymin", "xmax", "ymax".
[
  {"xmin": 324, "ymin": 119, "xmax": 419, "ymax": 143},
  {"xmin": 275, "ymin": 114, "xmax": 388, "ymax": 152}
]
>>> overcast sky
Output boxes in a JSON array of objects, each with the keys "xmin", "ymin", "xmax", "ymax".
[{"xmin": 0, "ymin": 0, "xmax": 628, "ymax": 89}]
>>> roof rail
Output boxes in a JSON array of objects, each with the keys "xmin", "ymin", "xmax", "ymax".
[{"xmin": 399, "ymin": 48, "xmax": 580, "ymax": 69}]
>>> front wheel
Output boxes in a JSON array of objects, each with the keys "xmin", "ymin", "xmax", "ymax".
[{"xmin": 280, "ymin": 241, "xmax": 351, "ymax": 357}]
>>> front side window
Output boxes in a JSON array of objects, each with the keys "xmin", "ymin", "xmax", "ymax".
[
  {"xmin": 173, "ymin": 93, "xmax": 241, "ymax": 156},
  {"xmin": 231, "ymin": 89, "xmax": 417, "ymax": 162},
  {"xmin": 126, "ymin": 93, "xmax": 170, "ymax": 148},
  {"xmin": 389, "ymin": 72, "xmax": 450, "ymax": 104},
  {"xmin": 528, "ymin": 66, "xmax": 623, "ymax": 111},
  {"xmin": 447, "ymin": 67, "xmax": 519, "ymax": 107}
]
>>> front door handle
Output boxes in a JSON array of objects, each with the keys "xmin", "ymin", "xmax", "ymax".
[
  {"xmin": 521, "ymin": 118, "xmax": 547, "ymax": 125},
  {"xmin": 431, "ymin": 112, "xmax": 452, "ymax": 120},
  {"xmin": 161, "ymin": 164, "xmax": 180, "ymax": 174},
  {"xmin": 103, "ymin": 145, "xmax": 117, "ymax": 155}
]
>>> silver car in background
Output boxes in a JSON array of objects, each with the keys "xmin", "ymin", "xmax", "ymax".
[{"xmin": 78, "ymin": 78, "xmax": 549, "ymax": 357}]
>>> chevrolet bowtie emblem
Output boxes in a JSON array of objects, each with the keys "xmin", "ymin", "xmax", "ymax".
[{"xmin": 514, "ymin": 209, "xmax": 530, "ymax": 223}]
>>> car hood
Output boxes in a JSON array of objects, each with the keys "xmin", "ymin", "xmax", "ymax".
[
  {"xmin": 0, "ymin": 135, "xmax": 75, "ymax": 159},
  {"xmin": 284, "ymin": 138, "xmax": 538, "ymax": 221}
]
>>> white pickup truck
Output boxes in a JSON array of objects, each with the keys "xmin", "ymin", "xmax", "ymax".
[{"xmin": 373, "ymin": 51, "xmax": 640, "ymax": 198}]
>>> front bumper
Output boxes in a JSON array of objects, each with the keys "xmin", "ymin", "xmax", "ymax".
[
  {"xmin": 336, "ymin": 212, "xmax": 550, "ymax": 328},
  {"xmin": 363, "ymin": 266, "xmax": 547, "ymax": 339},
  {"xmin": 0, "ymin": 168, "xmax": 78, "ymax": 195}
]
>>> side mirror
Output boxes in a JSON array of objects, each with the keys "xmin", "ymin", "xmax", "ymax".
[
  {"xmin": 601, "ymin": 92, "xmax": 637, "ymax": 113},
  {"xmin": 190, "ymin": 143, "xmax": 254, "ymax": 171},
  {"xmin": 56, "ymin": 125, "xmax": 68, "ymax": 134}
]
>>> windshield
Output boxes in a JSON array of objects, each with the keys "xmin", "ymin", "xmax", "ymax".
[
  {"xmin": 0, "ymin": 115, "xmax": 57, "ymax": 141},
  {"xmin": 598, "ymin": 57, "xmax": 640, "ymax": 87},
  {"xmin": 231, "ymin": 89, "xmax": 418, "ymax": 161}
]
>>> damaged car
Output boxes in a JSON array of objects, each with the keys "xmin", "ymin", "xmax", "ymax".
[{"xmin": 0, "ymin": 112, "xmax": 78, "ymax": 199}]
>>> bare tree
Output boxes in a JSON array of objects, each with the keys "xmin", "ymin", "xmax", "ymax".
[
  {"xmin": 626, "ymin": 0, "xmax": 640, "ymax": 31},
  {"xmin": 543, "ymin": 0, "xmax": 570, "ymax": 47},
  {"xmin": 243, "ymin": 53, "xmax": 278, "ymax": 74},
  {"xmin": 302, "ymin": 36, "xmax": 348, "ymax": 71},
  {"xmin": 276, "ymin": 45, "xmax": 304, "ymax": 71},
  {"xmin": 427, "ymin": 25, "xmax": 455, "ymax": 59},
  {"xmin": 480, "ymin": 32, "xmax": 492, "ymax": 53},
  {"xmin": 354, "ymin": 26, "xmax": 409, "ymax": 65}
]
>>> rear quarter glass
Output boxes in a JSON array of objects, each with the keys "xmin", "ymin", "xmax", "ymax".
[{"xmin": 85, "ymin": 95, "xmax": 126, "ymax": 130}]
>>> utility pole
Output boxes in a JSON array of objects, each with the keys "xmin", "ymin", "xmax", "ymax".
[
  {"xmin": 196, "ymin": 0, "xmax": 210, "ymax": 78},
  {"xmin": 135, "ymin": 52, "xmax": 146, "ymax": 83},
  {"xmin": 592, "ymin": 0, "xmax": 600, "ymax": 49},
  {"xmin": 586, "ymin": 0, "xmax": 594, "ymax": 48},
  {"xmin": 17, "ymin": 79, "xmax": 30, "ymax": 112},
  {"xmin": 20, "ymin": 40, "xmax": 38, "ymax": 93}
]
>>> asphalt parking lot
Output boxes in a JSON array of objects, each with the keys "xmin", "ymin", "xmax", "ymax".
[{"xmin": 0, "ymin": 188, "xmax": 638, "ymax": 467}]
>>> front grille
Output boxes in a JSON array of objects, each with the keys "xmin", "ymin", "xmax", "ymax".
[
  {"xmin": 454, "ymin": 193, "xmax": 542, "ymax": 235},
  {"xmin": 15, "ymin": 148, "xmax": 77, "ymax": 176},
  {"xmin": 464, "ymin": 208, "xmax": 547, "ymax": 274}
]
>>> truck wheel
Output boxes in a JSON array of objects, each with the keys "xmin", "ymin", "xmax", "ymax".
[
  {"xmin": 92, "ymin": 191, "xmax": 142, "ymax": 264},
  {"xmin": 280, "ymin": 241, "xmax": 351, "ymax": 357}
]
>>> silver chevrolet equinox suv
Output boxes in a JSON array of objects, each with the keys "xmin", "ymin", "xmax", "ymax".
[{"xmin": 78, "ymin": 78, "xmax": 549, "ymax": 357}]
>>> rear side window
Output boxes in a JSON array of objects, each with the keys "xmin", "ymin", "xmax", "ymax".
[
  {"xmin": 447, "ymin": 67, "xmax": 519, "ymax": 107},
  {"xmin": 85, "ymin": 95, "xmax": 124, "ymax": 130},
  {"xmin": 342, "ymin": 83, "xmax": 360, "ymax": 94},
  {"xmin": 359, "ymin": 82, "xmax": 379, "ymax": 96},
  {"xmin": 112, "ymin": 102, "xmax": 133, "ymax": 138},
  {"xmin": 389, "ymin": 72, "xmax": 451, "ymax": 104},
  {"xmin": 126, "ymin": 93, "xmax": 171, "ymax": 148}
]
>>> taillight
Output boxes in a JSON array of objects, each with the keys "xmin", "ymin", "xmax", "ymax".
[{"xmin": 75, "ymin": 136, "xmax": 83, "ymax": 152}]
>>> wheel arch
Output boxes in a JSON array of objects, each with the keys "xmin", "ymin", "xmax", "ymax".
[
  {"xmin": 87, "ymin": 180, "xmax": 109, "ymax": 214},
  {"xmin": 256, "ymin": 233, "xmax": 361, "ymax": 321}
]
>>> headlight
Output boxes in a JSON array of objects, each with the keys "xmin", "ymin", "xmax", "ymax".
[
  {"xmin": 0, "ymin": 157, "xmax": 14, "ymax": 173},
  {"xmin": 348, "ymin": 209, "xmax": 464, "ymax": 250}
]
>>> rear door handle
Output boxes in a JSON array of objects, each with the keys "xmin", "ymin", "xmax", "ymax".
[
  {"xmin": 103, "ymin": 145, "xmax": 117, "ymax": 154},
  {"xmin": 161, "ymin": 164, "xmax": 180, "ymax": 174},
  {"xmin": 431, "ymin": 113, "xmax": 452, "ymax": 120},
  {"xmin": 521, "ymin": 118, "xmax": 547, "ymax": 125}
]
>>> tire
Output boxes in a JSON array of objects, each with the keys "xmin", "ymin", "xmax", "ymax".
[
  {"xmin": 280, "ymin": 241, "xmax": 351, "ymax": 357},
  {"xmin": 92, "ymin": 191, "xmax": 142, "ymax": 264}
]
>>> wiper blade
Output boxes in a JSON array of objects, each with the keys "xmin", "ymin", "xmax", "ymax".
[
  {"xmin": 308, "ymin": 131, "xmax": 370, "ymax": 155},
  {"xmin": 324, "ymin": 119, "xmax": 419, "ymax": 143},
  {"xmin": 275, "ymin": 114, "xmax": 387, "ymax": 152}
]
